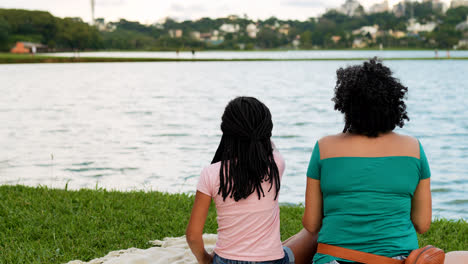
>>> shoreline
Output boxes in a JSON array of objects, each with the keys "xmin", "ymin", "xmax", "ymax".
[
  {"xmin": 1, "ymin": 185, "xmax": 466, "ymax": 263},
  {"xmin": 1, "ymin": 53, "xmax": 468, "ymax": 64}
]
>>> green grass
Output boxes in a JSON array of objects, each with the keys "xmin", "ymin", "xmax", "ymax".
[
  {"xmin": 1, "ymin": 53, "xmax": 468, "ymax": 64},
  {"xmin": 0, "ymin": 185, "xmax": 466, "ymax": 263}
]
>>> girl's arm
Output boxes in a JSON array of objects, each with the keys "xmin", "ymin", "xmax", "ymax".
[
  {"xmin": 302, "ymin": 177, "xmax": 323, "ymax": 234},
  {"xmin": 186, "ymin": 191, "xmax": 213, "ymax": 264},
  {"xmin": 410, "ymin": 178, "xmax": 432, "ymax": 234}
]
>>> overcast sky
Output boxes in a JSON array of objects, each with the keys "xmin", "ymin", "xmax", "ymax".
[{"xmin": 0, "ymin": 0, "xmax": 452, "ymax": 24}]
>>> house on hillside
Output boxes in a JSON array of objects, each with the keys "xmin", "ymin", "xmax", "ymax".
[
  {"xmin": 331, "ymin": 36, "xmax": 342, "ymax": 43},
  {"xmin": 190, "ymin": 31, "xmax": 201, "ymax": 40},
  {"xmin": 11, "ymin": 42, "xmax": 47, "ymax": 54},
  {"xmin": 407, "ymin": 18, "xmax": 437, "ymax": 34},
  {"xmin": 246, "ymin": 24, "xmax": 259, "ymax": 38},
  {"xmin": 199, "ymin": 32, "xmax": 212, "ymax": 41},
  {"xmin": 292, "ymin": 35, "xmax": 301, "ymax": 48},
  {"xmin": 388, "ymin": 30, "xmax": 406, "ymax": 38},
  {"xmin": 278, "ymin": 24, "xmax": 291, "ymax": 35},
  {"xmin": 199, "ymin": 31, "xmax": 224, "ymax": 45},
  {"xmin": 455, "ymin": 16, "xmax": 468, "ymax": 31},
  {"xmin": 455, "ymin": 16, "xmax": 468, "ymax": 48},
  {"xmin": 352, "ymin": 38, "xmax": 367, "ymax": 48},
  {"xmin": 169, "ymin": 29, "xmax": 183, "ymax": 38},
  {"xmin": 353, "ymin": 25, "xmax": 379, "ymax": 40},
  {"xmin": 219, "ymin": 24, "xmax": 240, "ymax": 33}
]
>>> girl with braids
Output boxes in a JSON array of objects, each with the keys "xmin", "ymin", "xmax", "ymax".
[{"xmin": 186, "ymin": 97, "xmax": 294, "ymax": 264}]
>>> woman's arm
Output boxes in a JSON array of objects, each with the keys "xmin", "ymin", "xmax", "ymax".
[
  {"xmin": 186, "ymin": 191, "xmax": 213, "ymax": 264},
  {"xmin": 410, "ymin": 178, "xmax": 432, "ymax": 234},
  {"xmin": 302, "ymin": 177, "xmax": 323, "ymax": 234}
]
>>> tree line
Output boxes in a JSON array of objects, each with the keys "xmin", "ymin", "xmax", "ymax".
[{"xmin": 0, "ymin": 5, "xmax": 467, "ymax": 52}]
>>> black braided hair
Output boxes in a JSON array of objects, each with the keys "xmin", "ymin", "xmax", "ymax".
[
  {"xmin": 212, "ymin": 97, "xmax": 280, "ymax": 202},
  {"xmin": 332, "ymin": 58, "xmax": 409, "ymax": 137}
]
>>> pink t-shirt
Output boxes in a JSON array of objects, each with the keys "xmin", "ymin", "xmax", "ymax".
[{"xmin": 196, "ymin": 150, "xmax": 286, "ymax": 261}]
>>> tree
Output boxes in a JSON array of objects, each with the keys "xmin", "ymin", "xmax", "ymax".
[
  {"xmin": 444, "ymin": 6, "xmax": 468, "ymax": 26},
  {"xmin": 0, "ymin": 17, "xmax": 10, "ymax": 50},
  {"xmin": 256, "ymin": 28, "xmax": 280, "ymax": 48}
]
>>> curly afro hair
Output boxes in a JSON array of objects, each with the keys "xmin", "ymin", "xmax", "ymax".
[{"xmin": 332, "ymin": 58, "xmax": 409, "ymax": 137}]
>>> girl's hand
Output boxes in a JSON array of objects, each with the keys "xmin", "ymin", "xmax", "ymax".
[{"xmin": 201, "ymin": 251, "xmax": 214, "ymax": 264}]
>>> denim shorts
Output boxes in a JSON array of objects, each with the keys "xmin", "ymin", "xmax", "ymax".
[{"xmin": 213, "ymin": 246, "xmax": 295, "ymax": 264}]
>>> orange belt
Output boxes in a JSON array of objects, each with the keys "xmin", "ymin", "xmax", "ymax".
[{"xmin": 317, "ymin": 243, "xmax": 404, "ymax": 264}]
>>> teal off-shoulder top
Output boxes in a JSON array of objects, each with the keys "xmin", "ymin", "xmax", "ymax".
[{"xmin": 307, "ymin": 140, "xmax": 431, "ymax": 264}]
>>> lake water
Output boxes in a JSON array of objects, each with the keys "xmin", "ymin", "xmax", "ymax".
[
  {"xmin": 46, "ymin": 50, "xmax": 468, "ymax": 59},
  {"xmin": 1, "ymin": 54, "xmax": 467, "ymax": 219}
]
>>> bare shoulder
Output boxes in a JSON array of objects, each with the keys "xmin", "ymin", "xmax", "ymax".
[
  {"xmin": 387, "ymin": 133, "xmax": 420, "ymax": 158},
  {"xmin": 318, "ymin": 132, "xmax": 420, "ymax": 159},
  {"xmin": 318, "ymin": 134, "xmax": 342, "ymax": 148},
  {"xmin": 391, "ymin": 133, "xmax": 418, "ymax": 143},
  {"xmin": 390, "ymin": 133, "xmax": 419, "ymax": 147},
  {"xmin": 318, "ymin": 133, "xmax": 346, "ymax": 159},
  {"xmin": 318, "ymin": 133, "xmax": 346, "ymax": 144}
]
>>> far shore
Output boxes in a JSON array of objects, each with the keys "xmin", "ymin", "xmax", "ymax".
[
  {"xmin": 1, "ymin": 53, "xmax": 468, "ymax": 64},
  {"xmin": 0, "ymin": 185, "xmax": 466, "ymax": 264}
]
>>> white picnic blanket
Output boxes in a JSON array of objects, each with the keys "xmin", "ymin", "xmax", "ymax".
[{"xmin": 67, "ymin": 234, "xmax": 217, "ymax": 264}]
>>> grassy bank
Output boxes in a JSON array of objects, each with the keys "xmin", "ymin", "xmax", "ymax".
[
  {"xmin": 1, "ymin": 53, "xmax": 468, "ymax": 64},
  {"xmin": 0, "ymin": 185, "xmax": 466, "ymax": 263}
]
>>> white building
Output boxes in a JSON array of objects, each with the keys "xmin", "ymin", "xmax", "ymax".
[
  {"xmin": 211, "ymin": 30, "xmax": 223, "ymax": 41},
  {"xmin": 246, "ymin": 24, "xmax": 258, "ymax": 38},
  {"xmin": 169, "ymin": 29, "xmax": 183, "ymax": 38},
  {"xmin": 458, "ymin": 39, "xmax": 468, "ymax": 48},
  {"xmin": 388, "ymin": 29, "xmax": 406, "ymax": 38},
  {"xmin": 292, "ymin": 35, "xmax": 301, "ymax": 48},
  {"xmin": 220, "ymin": 24, "xmax": 240, "ymax": 33},
  {"xmin": 337, "ymin": 0, "xmax": 362, "ymax": 16},
  {"xmin": 278, "ymin": 24, "xmax": 291, "ymax": 35},
  {"xmin": 352, "ymin": 38, "xmax": 367, "ymax": 48},
  {"xmin": 265, "ymin": 21, "xmax": 281, "ymax": 30},
  {"xmin": 451, "ymin": 0, "xmax": 468, "ymax": 7},
  {"xmin": 455, "ymin": 16, "xmax": 468, "ymax": 31},
  {"xmin": 191, "ymin": 31, "xmax": 201, "ymax": 40},
  {"xmin": 353, "ymin": 25, "xmax": 379, "ymax": 39},
  {"xmin": 369, "ymin": 0, "xmax": 389, "ymax": 13},
  {"xmin": 407, "ymin": 18, "xmax": 437, "ymax": 33}
]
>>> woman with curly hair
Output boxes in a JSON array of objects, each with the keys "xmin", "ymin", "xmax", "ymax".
[{"xmin": 284, "ymin": 58, "xmax": 433, "ymax": 264}]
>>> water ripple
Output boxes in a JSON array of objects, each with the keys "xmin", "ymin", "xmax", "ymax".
[{"xmin": 0, "ymin": 59, "xmax": 467, "ymax": 219}]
